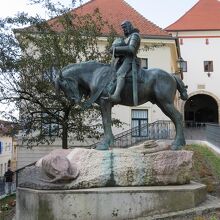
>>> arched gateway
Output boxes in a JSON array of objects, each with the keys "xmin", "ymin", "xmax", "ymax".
[{"xmin": 181, "ymin": 91, "xmax": 220, "ymax": 126}]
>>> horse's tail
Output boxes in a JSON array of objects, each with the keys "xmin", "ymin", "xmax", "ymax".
[{"xmin": 172, "ymin": 74, "xmax": 188, "ymax": 100}]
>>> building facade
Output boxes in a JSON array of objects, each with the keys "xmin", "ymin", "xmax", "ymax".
[
  {"xmin": 0, "ymin": 120, "xmax": 17, "ymax": 176},
  {"xmin": 166, "ymin": 0, "xmax": 220, "ymax": 126}
]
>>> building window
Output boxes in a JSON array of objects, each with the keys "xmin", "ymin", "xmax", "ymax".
[
  {"xmin": 141, "ymin": 58, "xmax": 148, "ymax": 69},
  {"xmin": 0, "ymin": 142, "xmax": 2, "ymax": 154},
  {"xmin": 182, "ymin": 61, "xmax": 187, "ymax": 72},
  {"xmin": 205, "ymin": 38, "xmax": 209, "ymax": 45},
  {"xmin": 131, "ymin": 109, "xmax": 148, "ymax": 137},
  {"xmin": 204, "ymin": 61, "xmax": 213, "ymax": 72},
  {"xmin": 8, "ymin": 143, "xmax": 11, "ymax": 152}
]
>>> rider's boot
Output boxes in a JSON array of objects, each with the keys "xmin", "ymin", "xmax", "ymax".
[{"xmin": 110, "ymin": 77, "xmax": 125, "ymax": 103}]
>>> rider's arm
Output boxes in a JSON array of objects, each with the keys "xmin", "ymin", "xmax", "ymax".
[
  {"xmin": 114, "ymin": 33, "xmax": 140, "ymax": 56},
  {"xmin": 114, "ymin": 45, "xmax": 135, "ymax": 56}
]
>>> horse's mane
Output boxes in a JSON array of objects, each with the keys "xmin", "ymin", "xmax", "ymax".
[
  {"xmin": 60, "ymin": 61, "xmax": 111, "ymax": 82},
  {"xmin": 62, "ymin": 61, "xmax": 110, "ymax": 73}
]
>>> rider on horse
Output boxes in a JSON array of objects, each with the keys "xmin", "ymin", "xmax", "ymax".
[{"xmin": 109, "ymin": 20, "xmax": 141, "ymax": 103}]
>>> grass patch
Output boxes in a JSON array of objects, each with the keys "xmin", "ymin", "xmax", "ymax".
[
  {"xmin": 185, "ymin": 144, "xmax": 220, "ymax": 193},
  {"xmin": 0, "ymin": 194, "xmax": 16, "ymax": 220}
]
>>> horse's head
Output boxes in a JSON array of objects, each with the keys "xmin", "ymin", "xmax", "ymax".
[{"xmin": 55, "ymin": 75, "xmax": 81, "ymax": 104}]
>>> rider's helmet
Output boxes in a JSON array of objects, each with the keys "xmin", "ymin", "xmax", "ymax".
[{"xmin": 121, "ymin": 20, "xmax": 134, "ymax": 36}]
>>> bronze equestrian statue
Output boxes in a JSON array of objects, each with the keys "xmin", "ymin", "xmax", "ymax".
[{"xmin": 55, "ymin": 21, "xmax": 188, "ymax": 151}]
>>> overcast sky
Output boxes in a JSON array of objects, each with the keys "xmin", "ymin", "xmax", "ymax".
[{"xmin": 0, "ymin": 0, "xmax": 199, "ymax": 28}]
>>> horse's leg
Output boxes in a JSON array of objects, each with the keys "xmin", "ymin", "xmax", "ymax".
[
  {"xmin": 157, "ymin": 101, "xmax": 186, "ymax": 150},
  {"xmin": 96, "ymin": 100, "xmax": 114, "ymax": 150}
]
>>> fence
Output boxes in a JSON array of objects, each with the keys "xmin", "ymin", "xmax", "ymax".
[
  {"xmin": 0, "ymin": 176, "xmax": 17, "ymax": 196},
  {"xmin": 0, "ymin": 177, "xmax": 5, "ymax": 196},
  {"xmin": 184, "ymin": 121, "xmax": 207, "ymax": 140},
  {"xmin": 183, "ymin": 122, "xmax": 220, "ymax": 148},
  {"xmin": 206, "ymin": 123, "xmax": 220, "ymax": 147}
]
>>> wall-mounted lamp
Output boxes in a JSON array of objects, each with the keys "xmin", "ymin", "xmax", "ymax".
[
  {"xmin": 207, "ymin": 72, "xmax": 211, "ymax": 77},
  {"xmin": 176, "ymin": 56, "xmax": 184, "ymax": 73}
]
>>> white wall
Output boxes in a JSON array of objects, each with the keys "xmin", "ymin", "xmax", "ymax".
[{"xmin": 177, "ymin": 31, "xmax": 220, "ymax": 97}]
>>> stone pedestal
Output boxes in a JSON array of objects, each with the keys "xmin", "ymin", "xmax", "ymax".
[
  {"xmin": 19, "ymin": 142, "xmax": 193, "ymax": 189},
  {"xmin": 16, "ymin": 182, "xmax": 206, "ymax": 220}
]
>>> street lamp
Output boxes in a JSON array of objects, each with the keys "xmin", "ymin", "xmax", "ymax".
[{"xmin": 176, "ymin": 56, "xmax": 185, "ymax": 73}]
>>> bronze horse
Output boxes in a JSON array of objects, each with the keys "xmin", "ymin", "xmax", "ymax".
[{"xmin": 55, "ymin": 61, "xmax": 188, "ymax": 150}]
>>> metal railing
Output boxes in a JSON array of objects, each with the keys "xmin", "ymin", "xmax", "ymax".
[
  {"xmin": 184, "ymin": 121, "xmax": 207, "ymax": 128},
  {"xmin": 15, "ymin": 161, "xmax": 36, "ymax": 187},
  {"xmin": 184, "ymin": 121, "xmax": 220, "ymax": 143},
  {"xmin": 90, "ymin": 120, "xmax": 174, "ymax": 149},
  {"xmin": 0, "ymin": 177, "xmax": 5, "ymax": 196},
  {"xmin": 0, "ymin": 176, "xmax": 16, "ymax": 196},
  {"xmin": 184, "ymin": 121, "xmax": 207, "ymax": 140},
  {"xmin": 206, "ymin": 123, "xmax": 220, "ymax": 147}
]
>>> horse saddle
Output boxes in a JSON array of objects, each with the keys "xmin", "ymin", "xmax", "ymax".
[
  {"xmin": 125, "ymin": 68, "xmax": 145, "ymax": 83},
  {"xmin": 83, "ymin": 62, "xmax": 144, "ymax": 108},
  {"xmin": 106, "ymin": 62, "xmax": 145, "ymax": 95}
]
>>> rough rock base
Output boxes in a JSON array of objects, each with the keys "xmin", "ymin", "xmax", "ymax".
[{"xmin": 19, "ymin": 141, "xmax": 193, "ymax": 189}]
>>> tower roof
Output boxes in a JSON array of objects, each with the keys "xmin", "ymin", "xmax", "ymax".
[{"xmin": 166, "ymin": 0, "xmax": 220, "ymax": 31}]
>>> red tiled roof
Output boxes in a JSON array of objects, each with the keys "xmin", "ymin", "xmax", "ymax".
[
  {"xmin": 166, "ymin": 0, "xmax": 220, "ymax": 31},
  {"xmin": 49, "ymin": 0, "xmax": 170, "ymax": 37}
]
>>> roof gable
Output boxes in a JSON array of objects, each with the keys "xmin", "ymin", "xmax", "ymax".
[
  {"xmin": 51, "ymin": 0, "xmax": 170, "ymax": 37},
  {"xmin": 166, "ymin": 0, "xmax": 220, "ymax": 31}
]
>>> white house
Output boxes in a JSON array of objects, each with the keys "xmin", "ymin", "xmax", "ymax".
[{"xmin": 166, "ymin": 0, "xmax": 220, "ymax": 126}]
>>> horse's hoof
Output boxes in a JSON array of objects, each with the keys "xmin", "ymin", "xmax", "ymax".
[
  {"xmin": 95, "ymin": 144, "xmax": 109, "ymax": 150},
  {"xmin": 171, "ymin": 144, "xmax": 183, "ymax": 150},
  {"xmin": 171, "ymin": 140, "xmax": 186, "ymax": 150}
]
